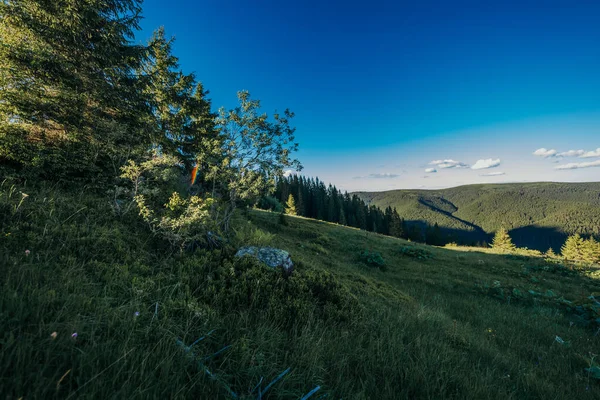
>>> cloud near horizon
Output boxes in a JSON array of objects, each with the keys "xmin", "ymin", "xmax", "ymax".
[
  {"xmin": 283, "ymin": 169, "xmax": 293, "ymax": 177},
  {"xmin": 479, "ymin": 171, "xmax": 506, "ymax": 176},
  {"xmin": 471, "ymin": 158, "xmax": 501, "ymax": 170},
  {"xmin": 557, "ymin": 149, "xmax": 585, "ymax": 157},
  {"xmin": 429, "ymin": 159, "xmax": 469, "ymax": 169},
  {"xmin": 533, "ymin": 148, "xmax": 557, "ymax": 158},
  {"xmin": 425, "ymin": 167, "xmax": 437, "ymax": 173},
  {"xmin": 554, "ymin": 159, "xmax": 600, "ymax": 170},
  {"xmin": 353, "ymin": 172, "xmax": 400, "ymax": 179},
  {"xmin": 534, "ymin": 147, "xmax": 600, "ymax": 159},
  {"xmin": 581, "ymin": 148, "xmax": 600, "ymax": 158}
]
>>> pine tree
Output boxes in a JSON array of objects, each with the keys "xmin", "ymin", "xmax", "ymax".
[
  {"xmin": 491, "ymin": 227, "xmax": 516, "ymax": 252},
  {"xmin": 544, "ymin": 247, "xmax": 557, "ymax": 259},
  {"xmin": 338, "ymin": 203, "xmax": 347, "ymax": 225},
  {"xmin": 582, "ymin": 237, "xmax": 600, "ymax": 264},
  {"xmin": 0, "ymin": 0, "xmax": 148, "ymax": 180},
  {"xmin": 389, "ymin": 209, "xmax": 404, "ymax": 238},
  {"xmin": 296, "ymin": 190, "xmax": 305, "ymax": 216},
  {"xmin": 285, "ymin": 194, "xmax": 297, "ymax": 215},
  {"xmin": 561, "ymin": 234, "xmax": 585, "ymax": 261},
  {"xmin": 141, "ymin": 28, "xmax": 220, "ymax": 172}
]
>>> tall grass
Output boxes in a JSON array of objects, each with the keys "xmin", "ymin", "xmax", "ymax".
[{"xmin": 1, "ymin": 182, "xmax": 599, "ymax": 398}]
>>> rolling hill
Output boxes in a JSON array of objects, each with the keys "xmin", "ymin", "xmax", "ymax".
[{"xmin": 355, "ymin": 182, "xmax": 600, "ymax": 252}]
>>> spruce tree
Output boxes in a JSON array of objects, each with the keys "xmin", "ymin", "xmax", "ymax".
[
  {"xmin": 285, "ymin": 194, "xmax": 297, "ymax": 215},
  {"xmin": 338, "ymin": 203, "xmax": 347, "ymax": 225},
  {"xmin": 0, "ymin": 0, "xmax": 148, "ymax": 180},
  {"xmin": 140, "ymin": 28, "xmax": 220, "ymax": 172},
  {"xmin": 561, "ymin": 234, "xmax": 585, "ymax": 261},
  {"xmin": 544, "ymin": 247, "xmax": 557, "ymax": 259},
  {"xmin": 491, "ymin": 227, "xmax": 516, "ymax": 252},
  {"xmin": 582, "ymin": 237, "xmax": 600, "ymax": 264}
]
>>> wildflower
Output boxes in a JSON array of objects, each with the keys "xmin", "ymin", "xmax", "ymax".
[
  {"xmin": 25, "ymin": 250, "xmax": 30, "ymax": 256},
  {"xmin": 134, "ymin": 311, "xmax": 140, "ymax": 317},
  {"xmin": 50, "ymin": 332, "xmax": 57, "ymax": 340},
  {"xmin": 71, "ymin": 332, "xmax": 78, "ymax": 339}
]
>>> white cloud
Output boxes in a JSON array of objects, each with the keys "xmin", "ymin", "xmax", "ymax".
[
  {"xmin": 557, "ymin": 149, "xmax": 585, "ymax": 157},
  {"xmin": 479, "ymin": 171, "xmax": 505, "ymax": 176},
  {"xmin": 429, "ymin": 159, "xmax": 468, "ymax": 169},
  {"xmin": 533, "ymin": 148, "xmax": 557, "ymax": 158},
  {"xmin": 555, "ymin": 159, "xmax": 600, "ymax": 170},
  {"xmin": 471, "ymin": 158, "xmax": 501, "ymax": 170},
  {"xmin": 580, "ymin": 148, "xmax": 600, "ymax": 158},
  {"xmin": 283, "ymin": 169, "xmax": 293, "ymax": 177},
  {"xmin": 353, "ymin": 173, "xmax": 400, "ymax": 179},
  {"xmin": 425, "ymin": 168, "xmax": 437, "ymax": 173}
]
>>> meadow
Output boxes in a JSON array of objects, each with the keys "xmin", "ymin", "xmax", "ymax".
[{"xmin": 1, "ymin": 181, "xmax": 600, "ymax": 399}]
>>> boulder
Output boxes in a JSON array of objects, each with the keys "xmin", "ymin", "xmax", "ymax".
[{"xmin": 235, "ymin": 246, "xmax": 294, "ymax": 276}]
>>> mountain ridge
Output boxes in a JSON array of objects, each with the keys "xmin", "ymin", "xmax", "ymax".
[{"xmin": 354, "ymin": 181, "xmax": 600, "ymax": 251}]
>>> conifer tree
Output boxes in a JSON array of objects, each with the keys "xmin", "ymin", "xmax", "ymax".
[
  {"xmin": 285, "ymin": 194, "xmax": 297, "ymax": 215},
  {"xmin": 561, "ymin": 233, "xmax": 585, "ymax": 261},
  {"xmin": 544, "ymin": 247, "xmax": 557, "ymax": 259},
  {"xmin": 389, "ymin": 209, "xmax": 404, "ymax": 238},
  {"xmin": 582, "ymin": 237, "xmax": 600, "ymax": 264},
  {"xmin": 140, "ymin": 28, "xmax": 220, "ymax": 172},
  {"xmin": 338, "ymin": 203, "xmax": 347, "ymax": 225},
  {"xmin": 0, "ymin": 0, "xmax": 148, "ymax": 180},
  {"xmin": 491, "ymin": 227, "xmax": 516, "ymax": 252}
]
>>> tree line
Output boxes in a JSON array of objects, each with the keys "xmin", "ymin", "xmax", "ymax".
[
  {"xmin": 492, "ymin": 228, "xmax": 600, "ymax": 264},
  {"xmin": 258, "ymin": 174, "xmax": 449, "ymax": 246}
]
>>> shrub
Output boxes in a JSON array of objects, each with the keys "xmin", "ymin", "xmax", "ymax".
[
  {"xmin": 256, "ymin": 195, "xmax": 283, "ymax": 212},
  {"xmin": 359, "ymin": 250, "xmax": 385, "ymax": 269},
  {"xmin": 232, "ymin": 224, "xmax": 275, "ymax": 247},
  {"xmin": 397, "ymin": 246, "xmax": 432, "ymax": 260},
  {"xmin": 184, "ymin": 252, "xmax": 359, "ymax": 327},
  {"xmin": 119, "ymin": 154, "xmax": 220, "ymax": 251}
]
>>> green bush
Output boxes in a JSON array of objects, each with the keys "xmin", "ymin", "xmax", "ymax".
[
  {"xmin": 397, "ymin": 246, "xmax": 432, "ymax": 260},
  {"xmin": 257, "ymin": 195, "xmax": 284, "ymax": 212},
  {"xmin": 183, "ymin": 252, "xmax": 360, "ymax": 328},
  {"xmin": 118, "ymin": 155, "xmax": 221, "ymax": 252},
  {"xmin": 232, "ymin": 223, "xmax": 275, "ymax": 247},
  {"xmin": 359, "ymin": 250, "xmax": 386, "ymax": 269}
]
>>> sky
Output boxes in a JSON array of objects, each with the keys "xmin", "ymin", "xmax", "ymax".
[{"xmin": 137, "ymin": 0, "xmax": 600, "ymax": 192}]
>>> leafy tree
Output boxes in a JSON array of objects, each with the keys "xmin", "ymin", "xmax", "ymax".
[
  {"xmin": 492, "ymin": 227, "xmax": 516, "ymax": 252},
  {"xmin": 561, "ymin": 233, "xmax": 585, "ymax": 261},
  {"xmin": 0, "ymin": 0, "xmax": 148, "ymax": 181},
  {"xmin": 285, "ymin": 194, "xmax": 297, "ymax": 216},
  {"xmin": 215, "ymin": 91, "xmax": 301, "ymax": 228}
]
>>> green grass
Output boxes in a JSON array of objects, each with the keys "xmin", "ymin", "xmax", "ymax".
[{"xmin": 2, "ymin": 182, "xmax": 600, "ymax": 399}]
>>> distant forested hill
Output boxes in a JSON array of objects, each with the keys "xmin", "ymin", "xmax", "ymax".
[{"xmin": 354, "ymin": 182, "xmax": 600, "ymax": 252}]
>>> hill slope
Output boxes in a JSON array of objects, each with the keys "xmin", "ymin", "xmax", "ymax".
[
  {"xmin": 355, "ymin": 182, "xmax": 600, "ymax": 251},
  {"xmin": 2, "ymin": 183, "xmax": 600, "ymax": 398}
]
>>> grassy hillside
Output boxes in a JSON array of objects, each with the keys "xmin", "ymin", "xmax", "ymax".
[
  {"xmin": 2, "ymin": 182, "xmax": 600, "ymax": 399},
  {"xmin": 355, "ymin": 182, "xmax": 600, "ymax": 251}
]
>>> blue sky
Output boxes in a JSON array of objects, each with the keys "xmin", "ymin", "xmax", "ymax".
[{"xmin": 137, "ymin": 0, "xmax": 600, "ymax": 191}]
